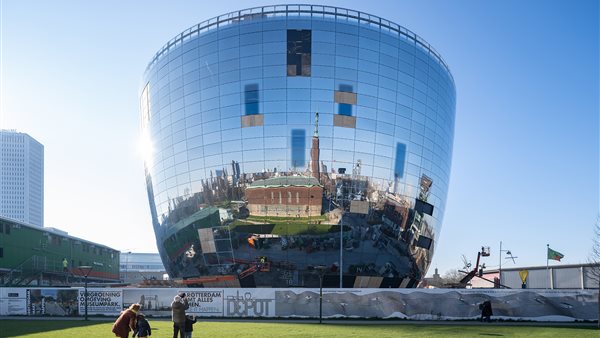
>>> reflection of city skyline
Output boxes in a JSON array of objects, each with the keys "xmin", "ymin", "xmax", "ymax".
[
  {"xmin": 142, "ymin": 5, "xmax": 455, "ymax": 288},
  {"xmin": 148, "ymin": 125, "xmax": 438, "ymax": 288}
]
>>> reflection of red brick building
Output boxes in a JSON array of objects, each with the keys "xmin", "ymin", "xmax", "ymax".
[
  {"xmin": 382, "ymin": 196, "xmax": 410, "ymax": 239},
  {"xmin": 246, "ymin": 176, "xmax": 322, "ymax": 217}
]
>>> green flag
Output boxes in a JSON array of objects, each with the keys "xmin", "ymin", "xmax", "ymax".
[{"xmin": 547, "ymin": 247, "xmax": 564, "ymax": 261}]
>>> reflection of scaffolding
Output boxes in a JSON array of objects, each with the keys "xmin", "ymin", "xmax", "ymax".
[
  {"xmin": 352, "ymin": 159, "xmax": 361, "ymax": 177},
  {"xmin": 199, "ymin": 225, "xmax": 236, "ymax": 267},
  {"xmin": 351, "ymin": 160, "xmax": 363, "ymax": 200},
  {"xmin": 334, "ymin": 160, "xmax": 368, "ymax": 209},
  {"xmin": 418, "ymin": 174, "xmax": 433, "ymax": 202}
]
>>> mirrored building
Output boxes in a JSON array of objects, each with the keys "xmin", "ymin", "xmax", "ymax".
[{"xmin": 141, "ymin": 5, "xmax": 455, "ymax": 288}]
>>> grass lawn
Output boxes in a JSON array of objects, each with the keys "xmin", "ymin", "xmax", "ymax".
[{"xmin": 0, "ymin": 320, "xmax": 598, "ymax": 338}]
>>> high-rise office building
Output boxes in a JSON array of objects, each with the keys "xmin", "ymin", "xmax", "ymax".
[
  {"xmin": 0, "ymin": 130, "xmax": 44, "ymax": 227},
  {"xmin": 140, "ymin": 5, "xmax": 455, "ymax": 288}
]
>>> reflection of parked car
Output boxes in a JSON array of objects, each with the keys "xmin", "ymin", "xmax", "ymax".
[
  {"xmin": 379, "ymin": 261, "xmax": 398, "ymax": 277},
  {"xmin": 280, "ymin": 237, "xmax": 288, "ymax": 250},
  {"xmin": 288, "ymin": 236, "xmax": 297, "ymax": 249},
  {"xmin": 238, "ymin": 206, "xmax": 249, "ymax": 219}
]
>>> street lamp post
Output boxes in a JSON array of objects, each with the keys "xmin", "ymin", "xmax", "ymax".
[
  {"xmin": 124, "ymin": 251, "xmax": 131, "ymax": 283},
  {"xmin": 77, "ymin": 266, "xmax": 93, "ymax": 321},
  {"xmin": 498, "ymin": 241, "xmax": 515, "ymax": 287},
  {"xmin": 314, "ymin": 265, "xmax": 327, "ymax": 324},
  {"xmin": 339, "ymin": 215, "xmax": 343, "ymax": 288}
]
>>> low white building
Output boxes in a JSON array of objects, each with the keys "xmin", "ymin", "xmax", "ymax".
[
  {"xmin": 471, "ymin": 263, "xmax": 599, "ymax": 289},
  {"xmin": 120, "ymin": 252, "xmax": 167, "ymax": 284}
]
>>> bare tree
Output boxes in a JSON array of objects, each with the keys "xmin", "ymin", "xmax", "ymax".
[
  {"xmin": 442, "ymin": 269, "xmax": 464, "ymax": 285},
  {"xmin": 589, "ymin": 215, "xmax": 600, "ymax": 328}
]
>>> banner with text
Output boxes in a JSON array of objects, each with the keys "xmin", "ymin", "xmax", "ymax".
[
  {"xmin": 78, "ymin": 289, "xmax": 122, "ymax": 315},
  {"xmin": 223, "ymin": 289, "xmax": 276, "ymax": 317},
  {"xmin": 183, "ymin": 290, "xmax": 224, "ymax": 316},
  {"xmin": 0, "ymin": 288, "xmax": 26, "ymax": 316}
]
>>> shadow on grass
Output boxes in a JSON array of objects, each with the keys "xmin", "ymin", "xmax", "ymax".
[{"xmin": 1, "ymin": 319, "xmax": 100, "ymax": 336}]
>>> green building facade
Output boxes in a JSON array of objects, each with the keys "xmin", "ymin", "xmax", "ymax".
[{"xmin": 0, "ymin": 216, "xmax": 120, "ymax": 286}]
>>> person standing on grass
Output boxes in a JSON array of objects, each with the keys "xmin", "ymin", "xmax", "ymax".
[
  {"xmin": 184, "ymin": 314, "xmax": 197, "ymax": 338},
  {"xmin": 172, "ymin": 292, "xmax": 189, "ymax": 338},
  {"xmin": 133, "ymin": 313, "xmax": 152, "ymax": 338},
  {"xmin": 479, "ymin": 300, "xmax": 493, "ymax": 322},
  {"xmin": 112, "ymin": 303, "xmax": 141, "ymax": 338}
]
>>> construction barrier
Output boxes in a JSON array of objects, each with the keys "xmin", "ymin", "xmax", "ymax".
[{"xmin": 0, "ymin": 287, "xmax": 597, "ymax": 321}]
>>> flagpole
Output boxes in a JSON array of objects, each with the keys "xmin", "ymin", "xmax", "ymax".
[{"xmin": 546, "ymin": 244, "xmax": 549, "ymax": 290}]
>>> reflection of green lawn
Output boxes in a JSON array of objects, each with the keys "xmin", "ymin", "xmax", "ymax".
[
  {"xmin": 230, "ymin": 217, "xmax": 334, "ymax": 235},
  {"xmin": 247, "ymin": 215, "xmax": 329, "ymax": 222}
]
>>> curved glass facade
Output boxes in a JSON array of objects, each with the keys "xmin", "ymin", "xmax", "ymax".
[{"xmin": 141, "ymin": 5, "xmax": 455, "ymax": 288}]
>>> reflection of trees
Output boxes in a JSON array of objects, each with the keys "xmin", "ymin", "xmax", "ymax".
[
  {"xmin": 589, "ymin": 215, "xmax": 600, "ymax": 328},
  {"xmin": 163, "ymin": 192, "xmax": 205, "ymax": 226},
  {"xmin": 161, "ymin": 167, "xmax": 284, "ymax": 227},
  {"xmin": 56, "ymin": 290, "xmax": 76, "ymax": 303}
]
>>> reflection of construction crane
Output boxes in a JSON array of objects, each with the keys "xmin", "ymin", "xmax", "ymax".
[
  {"xmin": 352, "ymin": 159, "xmax": 361, "ymax": 177},
  {"xmin": 228, "ymin": 257, "xmax": 271, "ymax": 279},
  {"xmin": 180, "ymin": 275, "xmax": 237, "ymax": 286},
  {"xmin": 351, "ymin": 159, "xmax": 362, "ymax": 201},
  {"xmin": 239, "ymin": 263, "xmax": 270, "ymax": 279}
]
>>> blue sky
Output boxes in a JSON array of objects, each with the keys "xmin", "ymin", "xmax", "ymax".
[{"xmin": 1, "ymin": 0, "xmax": 598, "ymax": 277}]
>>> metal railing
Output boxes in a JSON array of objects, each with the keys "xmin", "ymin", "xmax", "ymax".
[
  {"xmin": 2, "ymin": 255, "xmax": 66, "ymax": 286},
  {"xmin": 145, "ymin": 4, "xmax": 453, "ymax": 81}
]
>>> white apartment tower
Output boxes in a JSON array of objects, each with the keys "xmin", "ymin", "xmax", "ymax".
[{"xmin": 0, "ymin": 130, "xmax": 44, "ymax": 226}]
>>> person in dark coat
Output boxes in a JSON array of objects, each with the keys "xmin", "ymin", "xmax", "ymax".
[
  {"xmin": 133, "ymin": 313, "xmax": 152, "ymax": 338},
  {"xmin": 479, "ymin": 300, "xmax": 493, "ymax": 322},
  {"xmin": 171, "ymin": 292, "xmax": 190, "ymax": 338},
  {"xmin": 183, "ymin": 315, "xmax": 197, "ymax": 338},
  {"xmin": 112, "ymin": 303, "xmax": 140, "ymax": 338}
]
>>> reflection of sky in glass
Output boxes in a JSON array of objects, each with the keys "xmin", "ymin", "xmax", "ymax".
[
  {"xmin": 291, "ymin": 129, "xmax": 306, "ymax": 168},
  {"xmin": 394, "ymin": 142, "xmax": 406, "ymax": 178},
  {"xmin": 139, "ymin": 129, "xmax": 154, "ymax": 168},
  {"xmin": 244, "ymin": 84, "xmax": 259, "ymax": 115},
  {"xmin": 338, "ymin": 84, "xmax": 353, "ymax": 116}
]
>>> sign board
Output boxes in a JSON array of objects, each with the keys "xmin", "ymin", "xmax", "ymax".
[
  {"xmin": 79, "ymin": 289, "xmax": 122, "ymax": 315},
  {"xmin": 350, "ymin": 200, "xmax": 369, "ymax": 214}
]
